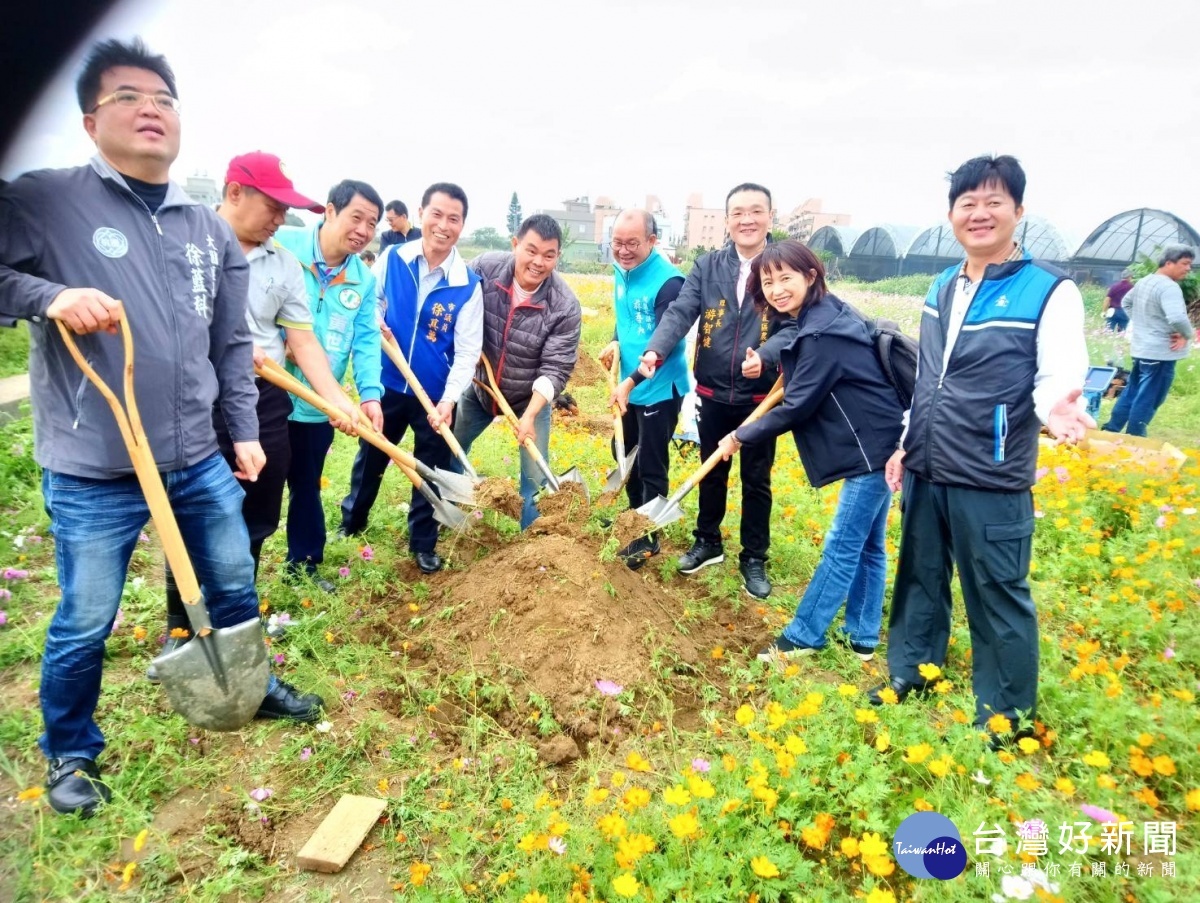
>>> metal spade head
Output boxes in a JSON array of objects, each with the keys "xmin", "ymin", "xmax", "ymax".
[
  {"xmin": 428, "ymin": 467, "xmax": 479, "ymax": 506},
  {"xmin": 417, "ymin": 483, "xmax": 469, "ymax": 532},
  {"xmin": 603, "ymin": 444, "xmax": 640, "ymax": 494},
  {"xmin": 636, "ymin": 494, "xmax": 686, "ymax": 529},
  {"xmin": 152, "ymin": 611, "xmax": 269, "ymax": 732}
]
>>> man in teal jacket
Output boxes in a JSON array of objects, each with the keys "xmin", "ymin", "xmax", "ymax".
[
  {"xmin": 604, "ymin": 209, "xmax": 689, "ymax": 569},
  {"xmin": 275, "ymin": 180, "xmax": 384, "ymax": 591}
]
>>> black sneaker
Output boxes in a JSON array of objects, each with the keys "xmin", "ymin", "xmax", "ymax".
[
  {"xmin": 756, "ymin": 636, "xmax": 819, "ymax": 662},
  {"xmin": 739, "ymin": 557, "xmax": 771, "ymax": 599},
  {"xmin": 619, "ymin": 534, "xmax": 660, "ymax": 570},
  {"xmin": 833, "ymin": 632, "xmax": 877, "ymax": 662},
  {"xmin": 46, "ymin": 757, "xmax": 110, "ymax": 817},
  {"xmin": 255, "ymin": 679, "xmax": 325, "ymax": 723},
  {"xmin": 677, "ymin": 540, "xmax": 724, "ymax": 574}
]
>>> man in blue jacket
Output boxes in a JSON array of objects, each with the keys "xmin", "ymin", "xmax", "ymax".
[
  {"xmin": 876, "ymin": 155, "xmax": 1093, "ymax": 748},
  {"xmin": 275, "ymin": 180, "xmax": 385, "ymax": 591},
  {"xmin": 339, "ymin": 183, "xmax": 483, "ymax": 573},
  {"xmin": 0, "ymin": 38, "xmax": 323, "ymax": 816},
  {"xmin": 603, "ymin": 208, "xmax": 689, "ymax": 569}
]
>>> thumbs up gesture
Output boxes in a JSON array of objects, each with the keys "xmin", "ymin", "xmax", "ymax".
[{"xmin": 741, "ymin": 346, "xmax": 762, "ymax": 379}]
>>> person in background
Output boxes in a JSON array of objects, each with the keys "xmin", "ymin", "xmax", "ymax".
[
  {"xmin": 1103, "ymin": 269, "xmax": 1134, "ymax": 332},
  {"xmin": 1102, "ymin": 245, "xmax": 1194, "ymax": 436},
  {"xmin": 379, "ymin": 199, "xmax": 421, "ymax": 251},
  {"xmin": 360, "ymin": 249, "xmax": 376, "ymax": 266}
]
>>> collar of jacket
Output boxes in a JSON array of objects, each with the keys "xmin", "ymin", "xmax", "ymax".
[
  {"xmin": 396, "ymin": 240, "xmax": 471, "ymax": 287},
  {"xmin": 88, "ymin": 154, "xmax": 198, "ymax": 209},
  {"xmin": 493, "ymin": 256, "xmax": 550, "ymax": 308}
]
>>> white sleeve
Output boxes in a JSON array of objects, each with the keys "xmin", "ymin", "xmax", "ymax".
[
  {"xmin": 533, "ymin": 376, "xmax": 556, "ymax": 404},
  {"xmin": 1033, "ymin": 280, "xmax": 1089, "ymax": 423},
  {"xmin": 441, "ymin": 283, "xmax": 484, "ymax": 404}
]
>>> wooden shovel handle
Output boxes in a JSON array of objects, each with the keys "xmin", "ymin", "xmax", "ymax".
[
  {"xmin": 674, "ymin": 376, "xmax": 785, "ymax": 498},
  {"xmin": 607, "ymin": 348, "xmax": 625, "ymax": 447},
  {"xmin": 381, "ymin": 334, "xmax": 472, "ymax": 464},
  {"xmin": 255, "ymin": 360, "xmax": 425, "ymax": 489},
  {"xmin": 56, "ymin": 315, "xmax": 203, "ymax": 606},
  {"xmin": 476, "ymin": 355, "xmax": 553, "ymax": 466}
]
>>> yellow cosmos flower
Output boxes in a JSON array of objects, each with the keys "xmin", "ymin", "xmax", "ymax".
[
  {"xmin": 521, "ymin": 893, "xmax": 548, "ymax": 903},
  {"xmin": 876, "ymin": 688, "xmax": 899, "ymax": 706},
  {"xmin": 622, "ymin": 787, "xmax": 651, "ymax": 811},
  {"xmin": 917, "ymin": 663, "xmax": 942, "ymax": 681},
  {"xmin": 1055, "ymin": 777, "xmax": 1076, "ymax": 795},
  {"xmin": 409, "ymin": 862, "xmax": 432, "ymax": 886},
  {"xmin": 904, "ymin": 743, "xmax": 933, "ymax": 764},
  {"xmin": 865, "ymin": 855, "xmax": 895, "ymax": 877},
  {"xmin": 720, "ymin": 798, "xmax": 742, "ymax": 816},
  {"xmin": 735, "ymin": 704, "xmax": 756, "ymax": 726},
  {"xmin": 1017, "ymin": 737, "xmax": 1040, "ymax": 755},
  {"xmin": 1185, "ymin": 788, "xmax": 1200, "ymax": 811},
  {"xmin": 597, "ymin": 812, "xmax": 628, "ymax": 840},
  {"xmin": 855, "ymin": 709, "xmax": 879, "ymax": 724},
  {"xmin": 585, "ymin": 787, "xmax": 610, "ymax": 806},
  {"xmin": 687, "ymin": 775, "xmax": 716, "ymax": 799},
  {"xmin": 841, "ymin": 836, "xmax": 860, "ymax": 857},
  {"xmin": 625, "ymin": 752, "xmax": 652, "ymax": 773},
  {"xmin": 750, "ymin": 855, "xmax": 781, "ymax": 878},
  {"xmin": 986, "ymin": 713, "xmax": 1012, "ymax": 733},
  {"xmin": 668, "ymin": 810, "xmax": 700, "ymax": 840},
  {"xmin": 866, "ymin": 888, "xmax": 897, "ymax": 903},
  {"xmin": 663, "ymin": 785, "xmax": 692, "ymax": 806},
  {"xmin": 1082, "ymin": 750, "xmax": 1111, "ymax": 768},
  {"xmin": 611, "ymin": 873, "xmax": 640, "ymax": 898},
  {"xmin": 859, "ymin": 832, "xmax": 888, "ymax": 859},
  {"xmin": 837, "ymin": 684, "xmax": 859, "ymax": 697}
]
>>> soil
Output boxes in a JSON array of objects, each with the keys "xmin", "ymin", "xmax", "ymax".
[
  {"xmin": 612, "ymin": 510, "xmax": 657, "ymax": 547},
  {"xmin": 474, "ymin": 476, "xmax": 523, "ymax": 521},
  {"xmin": 528, "ymin": 480, "xmax": 590, "ymax": 536},
  {"xmin": 567, "ymin": 352, "xmax": 609, "ymax": 388}
]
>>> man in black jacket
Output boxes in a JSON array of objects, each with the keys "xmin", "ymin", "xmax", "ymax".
[{"xmin": 632, "ymin": 184, "xmax": 789, "ymax": 598}]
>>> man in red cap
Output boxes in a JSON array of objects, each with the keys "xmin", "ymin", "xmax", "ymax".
[{"xmin": 150, "ymin": 151, "xmax": 359, "ymax": 684}]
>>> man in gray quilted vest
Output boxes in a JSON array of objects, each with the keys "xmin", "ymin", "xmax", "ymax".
[{"xmin": 455, "ymin": 214, "xmax": 581, "ymax": 528}]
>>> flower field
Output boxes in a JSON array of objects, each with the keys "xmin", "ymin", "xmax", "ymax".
[{"xmin": 0, "ymin": 274, "xmax": 1197, "ymax": 902}]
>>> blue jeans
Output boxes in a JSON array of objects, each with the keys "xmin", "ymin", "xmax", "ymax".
[
  {"xmin": 453, "ymin": 389, "xmax": 550, "ymax": 530},
  {"xmin": 40, "ymin": 452, "xmax": 259, "ymax": 761},
  {"xmin": 1103, "ymin": 357, "xmax": 1176, "ymax": 437},
  {"xmin": 780, "ymin": 471, "xmax": 892, "ymax": 650}
]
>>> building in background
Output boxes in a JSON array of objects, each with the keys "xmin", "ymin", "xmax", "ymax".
[
  {"xmin": 682, "ymin": 193, "xmax": 724, "ymax": 252},
  {"xmin": 183, "ymin": 172, "xmax": 220, "ymax": 209},
  {"xmin": 785, "ymin": 198, "xmax": 851, "ymax": 242}
]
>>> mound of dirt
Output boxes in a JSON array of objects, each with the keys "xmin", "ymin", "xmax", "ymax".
[
  {"xmin": 612, "ymin": 509, "xmax": 657, "ymax": 547},
  {"xmin": 475, "ymin": 476, "xmax": 523, "ymax": 521},
  {"xmin": 529, "ymin": 480, "xmax": 590, "ymax": 536},
  {"xmin": 427, "ymin": 526, "xmax": 768, "ymax": 719},
  {"xmin": 568, "ymin": 352, "xmax": 609, "ymax": 388}
]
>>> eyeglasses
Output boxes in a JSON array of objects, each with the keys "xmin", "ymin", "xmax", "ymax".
[
  {"xmin": 92, "ymin": 90, "xmax": 181, "ymax": 115},
  {"xmin": 611, "ymin": 239, "xmax": 643, "ymax": 253}
]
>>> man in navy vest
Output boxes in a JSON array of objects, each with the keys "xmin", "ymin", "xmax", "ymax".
[
  {"xmin": 339, "ymin": 182, "xmax": 483, "ymax": 573},
  {"xmin": 604, "ymin": 209, "xmax": 689, "ymax": 569},
  {"xmin": 874, "ymin": 155, "xmax": 1093, "ymax": 748}
]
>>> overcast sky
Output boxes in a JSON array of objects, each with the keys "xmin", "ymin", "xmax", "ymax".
[{"xmin": 5, "ymin": 0, "xmax": 1198, "ymax": 250}]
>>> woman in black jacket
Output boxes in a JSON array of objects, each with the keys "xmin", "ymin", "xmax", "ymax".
[{"xmin": 718, "ymin": 241, "xmax": 904, "ymax": 661}]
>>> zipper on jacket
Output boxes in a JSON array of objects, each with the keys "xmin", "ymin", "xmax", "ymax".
[
  {"xmin": 150, "ymin": 214, "xmax": 163, "ymax": 236},
  {"xmin": 72, "ymin": 369, "xmax": 90, "ymax": 429},
  {"xmin": 729, "ymin": 312, "xmax": 743, "ymax": 405},
  {"xmin": 993, "ymin": 404, "xmax": 1008, "ymax": 463},
  {"xmin": 830, "ymin": 391, "xmax": 872, "ymax": 471}
]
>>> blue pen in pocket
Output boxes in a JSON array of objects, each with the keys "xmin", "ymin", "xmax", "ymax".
[{"xmin": 993, "ymin": 404, "xmax": 1008, "ymax": 463}]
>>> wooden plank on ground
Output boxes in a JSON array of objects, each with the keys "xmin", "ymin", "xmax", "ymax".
[{"xmin": 296, "ymin": 794, "xmax": 387, "ymax": 873}]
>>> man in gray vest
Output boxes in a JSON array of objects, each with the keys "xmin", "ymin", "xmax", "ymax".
[
  {"xmin": 875, "ymin": 155, "xmax": 1093, "ymax": 749},
  {"xmin": 1102, "ymin": 245, "xmax": 1194, "ymax": 436}
]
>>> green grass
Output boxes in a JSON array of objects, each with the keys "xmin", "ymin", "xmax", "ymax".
[
  {"xmin": 1, "ymin": 274, "xmax": 1197, "ymax": 902},
  {"xmin": 0, "ymin": 321, "xmax": 29, "ymax": 379}
]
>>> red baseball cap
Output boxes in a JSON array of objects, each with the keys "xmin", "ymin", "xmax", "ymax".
[{"xmin": 225, "ymin": 151, "xmax": 324, "ymax": 213}]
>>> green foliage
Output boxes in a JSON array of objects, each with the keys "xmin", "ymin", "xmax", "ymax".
[
  {"xmin": 467, "ymin": 226, "xmax": 511, "ymax": 250},
  {"xmin": 0, "ymin": 321, "xmax": 29, "ymax": 379}
]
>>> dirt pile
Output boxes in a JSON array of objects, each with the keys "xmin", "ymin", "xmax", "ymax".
[
  {"xmin": 474, "ymin": 476, "xmax": 523, "ymax": 521},
  {"xmin": 428, "ymin": 526, "xmax": 771, "ymax": 720},
  {"xmin": 568, "ymin": 352, "xmax": 609, "ymax": 388}
]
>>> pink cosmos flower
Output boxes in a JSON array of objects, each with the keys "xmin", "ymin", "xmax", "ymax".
[
  {"xmin": 691, "ymin": 757, "xmax": 711, "ymax": 773},
  {"xmin": 0, "ymin": 587, "xmax": 10, "ymax": 601},
  {"xmin": 595, "ymin": 679, "xmax": 623, "ymax": 696},
  {"xmin": 299, "ymin": 748, "xmax": 312, "ymax": 762},
  {"xmin": 338, "ymin": 567, "xmax": 351, "ymax": 578},
  {"xmin": 1080, "ymin": 803, "xmax": 1117, "ymax": 823},
  {"xmin": 249, "ymin": 787, "xmax": 273, "ymax": 802},
  {"xmin": 0, "ymin": 610, "xmax": 7, "ymax": 626},
  {"xmin": 548, "ymin": 836, "xmax": 567, "ymax": 855},
  {"xmin": 3, "ymin": 568, "xmax": 29, "ymax": 580},
  {"xmin": 360, "ymin": 546, "xmax": 374, "ymax": 561}
]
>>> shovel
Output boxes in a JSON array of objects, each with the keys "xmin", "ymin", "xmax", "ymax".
[
  {"xmin": 637, "ymin": 376, "xmax": 785, "ymax": 530},
  {"xmin": 57, "ymin": 315, "xmax": 268, "ymax": 732},
  {"xmin": 603, "ymin": 347, "xmax": 639, "ymax": 494},
  {"xmin": 475, "ymin": 355, "xmax": 588, "ymax": 499},
  {"xmin": 380, "ymin": 333, "xmax": 481, "ymax": 482},
  {"xmin": 256, "ymin": 360, "xmax": 470, "ymax": 531}
]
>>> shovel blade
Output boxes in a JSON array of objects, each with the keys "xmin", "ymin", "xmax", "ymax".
[
  {"xmin": 429, "ymin": 467, "xmax": 478, "ymax": 505},
  {"xmin": 603, "ymin": 445, "xmax": 640, "ymax": 494},
  {"xmin": 637, "ymin": 495, "xmax": 685, "ymax": 529},
  {"xmin": 432, "ymin": 497, "xmax": 470, "ymax": 532},
  {"xmin": 153, "ymin": 618, "xmax": 269, "ymax": 731}
]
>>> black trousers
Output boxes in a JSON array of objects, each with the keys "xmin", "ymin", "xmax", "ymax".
[
  {"xmin": 886, "ymin": 472, "xmax": 1038, "ymax": 728},
  {"xmin": 614, "ymin": 392, "xmax": 683, "ymax": 509},
  {"xmin": 286, "ymin": 420, "xmax": 335, "ymax": 570},
  {"xmin": 695, "ymin": 395, "xmax": 775, "ymax": 562},
  {"xmin": 339, "ymin": 390, "xmax": 449, "ymax": 553}
]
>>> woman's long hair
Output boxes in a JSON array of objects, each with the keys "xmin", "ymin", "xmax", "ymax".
[{"xmin": 746, "ymin": 240, "xmax": 828, "ymax": 320}]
